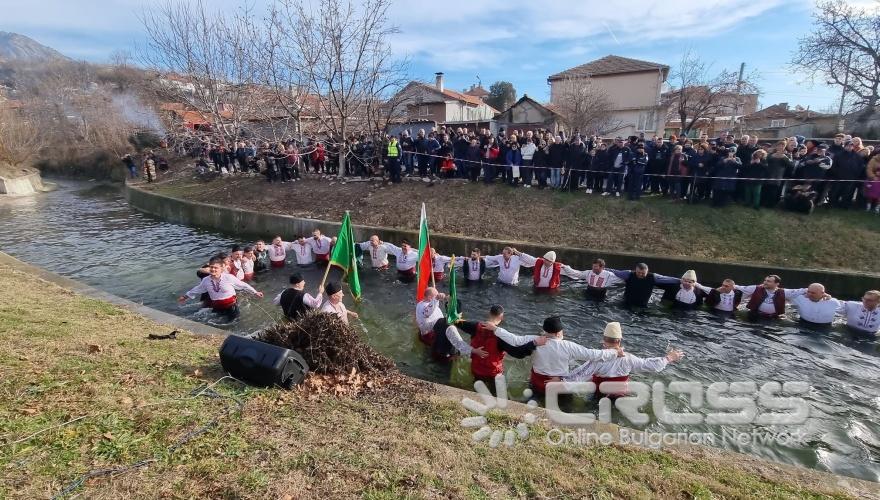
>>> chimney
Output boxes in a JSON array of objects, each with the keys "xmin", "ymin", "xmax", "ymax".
[{"xmin": 435, "ymin": 72, "xmax": 444, "ymax": 92}]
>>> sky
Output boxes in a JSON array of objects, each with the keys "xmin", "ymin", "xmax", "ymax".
[{"xmin": 0, "ymin": 0, "xmax": 854, "ymax": 112}]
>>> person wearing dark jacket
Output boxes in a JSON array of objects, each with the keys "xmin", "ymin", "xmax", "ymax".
[
  {"xmin": 592, "ymin": 142, "xmax": 610, "ymax": 193},
  {"xmin": 400, "ymin": 132, "xmax": 415, "ymax": 176},
  {"xmin": 453, "ymin": 133, "xmax": 470, "ymax": 178},
  {"xmin": 465, "ymin": 138, "xmax": 482, "ymax": 182},
  {"xmin": 533, "ymin": 140, "xmax": 550, "ymax": 188},
  {"xmin": 414, "ymin": 130, "xmax": 429, "ymax": 178},
  {"xmin": 763, "ymin": 142, "xmax": 794, "ymax": 207},
  {"xmin": 611, "ymin": 263, "xmax": 681, "ymax": 309},
  {"xmin": 565, "ymin": 138, "xmax": 588, "ymax": 191},
  {"xmin": 647, "ymin": 139, "xmax": 668, "ymax": 194},
  {"xmin": 827, "ymin": 141, "xmax": 863, "ymax": 208},
  {"xmin": 626, "ymin": 144, "xmax": 649, "ymax": 200},
  {"xmin": 548, "ymin": 137, "xmax": 566, "ymax": 188},
  {"xmin": 711, "ymin": 147, "xmax": 741, "ymax": 207},
  {"xmin": 688, "ymin": 144, "xmax": 713, "ymax": 202}
]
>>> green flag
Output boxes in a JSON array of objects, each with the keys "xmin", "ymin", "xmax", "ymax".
[
  {"xmin": 328, "ymin": 211, "xmax": 362, "ymax": 300},
  {"xmin": 446, "ymin": 254, "xmax": 461, "ymax": 323}
]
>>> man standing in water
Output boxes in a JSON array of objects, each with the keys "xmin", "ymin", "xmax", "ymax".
[
  {"xmin": 484, "ymin": 247, "xmax": 536, "ymax": 285},
  {"xmin": 487, "ymin": 316, "xmax": 623, "ymax": 395},
  {"xmin": 564, "ymin": 322, "xmax": 684, "ymax": 399},
  {"xmin": 788, "ymin": 283, "xmax": 840, "ymax": 326},
  {"xmin": 179, "ymin": 257, "xmax": 264, "ymax": 320},
  {"xmin": 840, "ymin": 290, "xmax": 880, "ymax": 335},
  {"xmin": 415, "ymin": 287, "xmax": 447, "ymax": 345},
  {"xmin": 735, "ymin": 275, "xmax": 806, "ymax": 320},
  {"xmin": 273, "ymin": 273, "xmax": 324, "ymax": 321},
  {"xmin": 561, "ymin": 258, "xmax": 623, "ymax": 301},
  {"xmin": 611, "ymin": 263, "xmax": 681, "ymax": 308}
]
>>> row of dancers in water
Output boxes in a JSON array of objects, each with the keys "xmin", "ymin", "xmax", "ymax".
[{"xmin": 177, "ymin": 231, "xmax": 878, "ymax": 396}]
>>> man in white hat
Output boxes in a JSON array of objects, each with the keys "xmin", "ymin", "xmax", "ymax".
[
  {"xmin": 486, "ymin": 316, "xmax": 623, "ymax": 395},
  {"xmin": 564, "ymin": 322, "xmax": 684, "ymax": 399},
  {"xmin": 484, "ymin": 246, "xmax": 535, "ymax": 285},
  {"xmin": 660, "ymin": 270, "xmax": 709, "ymax": 310},
  {"xmin": 519, "ymin": 250, "xmax": 564, "ymax": 290}
]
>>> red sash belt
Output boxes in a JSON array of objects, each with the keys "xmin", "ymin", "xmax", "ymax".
[
  {"xmin": 242, "ymin": 272, "xmax": 254, "ymax": 282},
  {"xmin": 433, "ymin": 271, "xmax": 445, "ymax": 281},
  {"xmin": 212, "ymin": 296, "xmax": 237, "ymax": 310},
  {"xmin": 529, "ymin": 369, "xmax": 559, "ymax": 394},
  {"xmin": 418, "ymin": 328, "xmax": 435, "ymax": 346},
  {"xmin": 592, "ymin": 374, "xmax": 630, "ymax": 398},
  {"xmin": 398, "ymin": 267, "xmax": 416, "ymax": 277},
  {"xmin": 270, "ymin": 259, "xmax": 285, "ymax": 268},
  {"xmin": 315, "ymin": 253, "xmax": 329, "ymax": 262}
]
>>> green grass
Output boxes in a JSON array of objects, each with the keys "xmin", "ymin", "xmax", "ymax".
[{"xmin": 0, "ymin": 264, "xmax": 870, "ymax": 498}]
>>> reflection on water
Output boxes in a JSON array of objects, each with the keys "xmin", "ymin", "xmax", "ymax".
[{"xmin": 0, "ymin": 180, "xmax": 878, "ymax": 482}]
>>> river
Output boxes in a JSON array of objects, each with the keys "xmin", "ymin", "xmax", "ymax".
[{"xmin": 0, "ymin": 180, "xmax": 878, "ymax": 482}]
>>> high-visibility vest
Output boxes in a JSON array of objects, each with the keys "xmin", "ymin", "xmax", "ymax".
[{"xmin": 387, "ymin": 141, "xmax": 399, "ymax": 157}]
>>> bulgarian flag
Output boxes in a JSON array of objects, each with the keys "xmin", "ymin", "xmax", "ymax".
[
  {"xmin": 415, "ymin": 203, "xmax": 433, "ymax": 301},
  {"xmin": 328, "ymin": 211, "xmax": 362, "ymax": 300},
  {"xmin": 446, "ymin": 254, "xmax": 461, "ymax": 323}
]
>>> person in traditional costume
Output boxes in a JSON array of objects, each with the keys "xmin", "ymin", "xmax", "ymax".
[
  {"xmin": 453, "ymin": 248, "xmax": 488, "ymax": 282},
  {"xmin": 178, "ymin": 258, "xmax": 263, "ymax": 320},
  {"xmin": 735, "ymin": 275, "xmax": 806, "ymax": 320},
  {"xmin": 660, "ymin": 270, "xmax": 709, "ymax": 310},
  {"xmin": 415, "ymin": 287, "xmax": 447, "ymax": 345},
  {"xmin": 358, "ymin": 235, "xmax": 390, "ymax": 270},
  {"xmin": 611, "ymin": 263, "xmax": 681, "ymax": 308},
  {"xmin": 430, "ymin": 248, "xmax": 453, "ymax": 281},
  {"xmin": 563, "ymin": 322, "xmax": 684, "ymax": 399},
  {"xmin": 268, "ymin": 236, "xmax": 289, "ymax": 268},
  {"xmin": 560, "ymin": 258, "xmax": 623, "ymax": 301},
  {"xmin": 320, "ymin": 281, "xmax": 358, "ymax": 324},
  {"xmin": 484, "ymin": 247, "xmax": 535, "ymax": 285},
  {"xmin": 840, "ymin": 290, "xmax": 880, "ymax": 335},
  {"xmin": 788, "ymin": 283, "xmax": 839, "ymax": 327},
  {"xmin": 307, "ymin": 229, "xmax": 333, "ymax": 264},
  {"xmin": 228, "ymin": 245, "xmax": 245, "ymax": 280},
  {"xmin": 383, "ymin": 239, "xmax": 419, "ymax": 281},
  {"xmin": 518, "ymin": 251, "xmax": 564, "ymax": 290},
  {"xmin": 441, "ymin": 305, "xmax": 544, "ymax": 394},
  {"xmin": 240, "ymin": 246, "xmax": 256, "ymax": 281},
  {"xmin": 273, "ymin": 273, "xmax": 323, "ymax": 321},
  {"xmin": 289, "ymin": 236, "xmax": 315, "ymax": 266},
  {"xmin": 699, "ymin": 279, "xmax": 743, "ymax": 314},
  {"xmin": 487, "ymin": 316, "xmax": 623, "ymax": 395}
]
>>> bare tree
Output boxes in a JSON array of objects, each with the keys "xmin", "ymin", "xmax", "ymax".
[
  {"xmin": 0, "ymin": 105, "xmax": 44, "ymax": 168},
  {"xmin": 666, "ymin": 50, "xmax": 759, "ymax": 136},
  {"xmin": 792, "ymin": 0, "xmax": 880, "ymax": 124},
  {"xmin": 551, "ymin": 77, "xmax": 622, "ymax": 136},
  {"xmin": 271, "ymin": 0, "xmax": 408, "ymax": 174},
  {"xmin": 139, "ymin": 0, "xmax": 265, "ymax": 148}
]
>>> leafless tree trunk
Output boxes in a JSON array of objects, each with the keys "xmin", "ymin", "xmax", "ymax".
[
  {"xmin": 139, "ymin": 0, "xmax": 265, "ymax": 148},
  {"xmin": 271, "ymin": 0, "xmax": 408, "ymax": 175},
  {"xmin": 666, "ymin": 50, "xmax": 759, "ymax": 137},
  {"xmin": 792, "ymin": 0, "xmax": 880, "ymax": 125},
  {"xmin": 551, "ymin": 77, "xmax": 622, "ymax": 136}
]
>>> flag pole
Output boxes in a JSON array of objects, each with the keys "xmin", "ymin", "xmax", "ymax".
[{"xmin": 318, "ymin": 211, "xmax": 346, "ymax": 291}]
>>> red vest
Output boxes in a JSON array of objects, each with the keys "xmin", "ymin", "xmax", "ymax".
[
  {"xmin": 533, "ymin": 259, "xmax": 562, "ymax": 289},
  {"xmin": 470, "ymin": 323, "xmax": 505, "ymax": 378},
  {"xmin": 745, "ymin": 286, "xmax": 786, "ymax": 316}
]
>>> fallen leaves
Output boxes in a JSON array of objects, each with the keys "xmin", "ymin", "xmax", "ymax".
[{"xmin": 87, "ymin": 344, "xmax": 103, "ymax": 354}]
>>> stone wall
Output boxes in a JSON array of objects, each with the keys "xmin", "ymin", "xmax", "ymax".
[{"xmin": 126, "ymin": 184, "xmax": 880, "ymax": 299}]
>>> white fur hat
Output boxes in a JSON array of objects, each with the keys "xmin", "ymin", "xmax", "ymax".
[
  {"xmin": 681, "ymin": 269, "xmax": 697, "ymax": 282},
  {"xmin": 543, "ymin": 251, "xmax": 556, "ymax": 262},
  {"xmin": 603, "ymin": 322, "xmax": 622, "ymax": 339}
]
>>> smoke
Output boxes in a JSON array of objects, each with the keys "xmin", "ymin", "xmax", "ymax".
[{"xmin": 111, "ymin": 91, "xmax": 165, "ymax": 134}]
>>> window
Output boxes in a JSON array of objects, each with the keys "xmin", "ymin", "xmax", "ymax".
[
  {"xmin": 637, "ymin": 110, "xmax": 655, "ymax": 132},
  {"xmin": 418, "ymin": 106, "xmax": 433, "ymax": 116},
  {"xmin": 770, "ymin": 119, "xmax": 786, "ymax": 128}
]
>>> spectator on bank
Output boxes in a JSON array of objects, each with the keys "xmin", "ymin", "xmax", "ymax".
[
  {"xmin": 712, "ymin": 147, "xmax": 740, "ymax": 207},
  {"xmin": 548, "ymin": 135, "xmax": 565, "ymax": 189},
  {"xmin": 763, "ymin": 141, "xmax": 793, "ymax": 208},
  {"xmin": 741, "ymin": 149, "xmax": 768, "ymax": 209}
]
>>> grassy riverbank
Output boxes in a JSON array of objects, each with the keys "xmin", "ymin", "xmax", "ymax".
[
  {"xmin": 0, "ymin": 263, "xmax": 874, "ymax": 498},
  {"xmin": 146, "ymin": 165, "xmax": 880, "ymax": 274}
]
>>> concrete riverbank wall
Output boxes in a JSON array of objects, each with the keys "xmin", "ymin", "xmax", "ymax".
[
  {"xmin": 0, "ymin": 172, "xmax": 45, "ymax": 195},
  {"xmin": 126, "ymin": 184, "xmax": 879, "ymax": 299}
]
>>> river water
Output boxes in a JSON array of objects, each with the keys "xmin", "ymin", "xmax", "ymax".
[{"xmin": 1, "ymin": 180, "xmax": 878, "ymax": 482}]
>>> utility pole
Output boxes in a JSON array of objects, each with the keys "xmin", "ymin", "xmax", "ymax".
[
  {"xmin": 837, "ymin": 52, "xmax": 852, "ymax": 133},
  {"xmin": 730, "ymin": 62, "xmax": 745, "ymax": 134}
]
